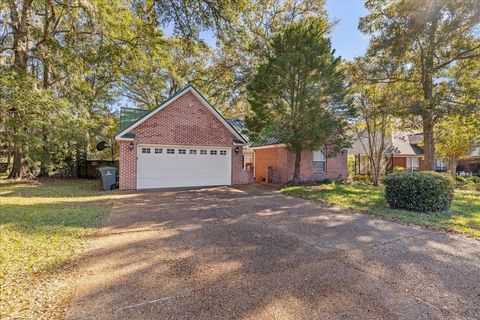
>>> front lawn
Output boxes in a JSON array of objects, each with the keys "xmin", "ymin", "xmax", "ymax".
[
  {"xmin": 0, "ymin": 180, "xmax": 122, "ymax": 319},
  {"xmin": 282, "ymin": 183, "xmax": 480, "ymax": 238}
]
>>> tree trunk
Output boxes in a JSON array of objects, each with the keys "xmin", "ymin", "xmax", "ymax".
[
  {"xmin": 8, "ymin": 127, "xmax": 29, "ymax": 179},
  {"xmin": 8, "ymin": 0, "xmax": 33, "ymax": 179},
  {"xmin": 421, "ymin": 25, "xmax": 436, "ymax": 172},
  {"xmin": 13, "ymin": 32, "xmax": 28, "ymax": 72},
  {"xmin": 292, "ymin": 151, "xmax": 302, "ymax": 184},
  {"xmin": 370, "ymin": 156, "xmax": 380, "ymax": 186},
  {"xmin": 38, "ymin": 130, "xmax": 50, "ymax": 177},
  {"xmin": 8, "ymin": 134, "xmax": 28, "ymax": 179},
  {"xmin": 448, "ymin": 159, "xmax": 458, "ymax": 176},
  {"xmin": 422, "ymin": 111, "xmax": 436, "ymax": 171},
  {"xmin": 6, "ymin": 146, "xmax": 12, "ymax": 171},
  {"xmin": 38, "ymin": 59, "xmax": 52, "ymax": 177}
]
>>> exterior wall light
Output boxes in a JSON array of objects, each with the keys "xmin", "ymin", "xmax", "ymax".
[
  {"xmin": 128, "ymin": 142, "xmax": 134, "ymax": 151},
  {"xmin": 234, "ymin": 146, "xmax": 240, "ymax": 154}
]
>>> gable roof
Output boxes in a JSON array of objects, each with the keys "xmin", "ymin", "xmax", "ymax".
[
  {"xmin": 391, "ymin": 132, "xmax": 424, "ymax": 155},
  {"xmin": 349, "ymin": 131, "xmax": 424, "ymax": 156},
  {"xmin": 115, "ymin": 84, "xmax": 247, "ymax": 144}
]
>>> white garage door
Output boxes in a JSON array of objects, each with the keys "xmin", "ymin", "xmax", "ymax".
[{"xmin": 137, "ymin": 145, "xmax": 232, "ymax": 189}]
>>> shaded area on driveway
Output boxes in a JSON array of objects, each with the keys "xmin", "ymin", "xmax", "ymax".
[{"xmin": 67, "ymin": 184, "xmax": 480, "ymax": 320}]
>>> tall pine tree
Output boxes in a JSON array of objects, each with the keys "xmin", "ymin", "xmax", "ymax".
[{"xmin": 247, "ymin": 17, "xmax": 347, "ymax": 184}]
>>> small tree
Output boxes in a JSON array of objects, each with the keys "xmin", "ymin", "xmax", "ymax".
[
  {"xmin": 246, "ymin": 18, "xmax": 347, "ymax": 184},
  {"xmin": 436, "ymin": 114, "xmax": 480, "ymax": 175},
  {"xmin": 347, "ymin": 58, "xmax": 395, "ymax": 186}
]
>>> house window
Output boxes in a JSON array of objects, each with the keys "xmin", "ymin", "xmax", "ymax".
[
  {"xmin": 154, "ymin": 148, "xmax": 162, "ymax": 154},
  {"xmin": 406, "ymin": 157, "xmax": 420, "ymax": 171},
  {"xmin": 313, "ymin": 150, "xmax": 326, "ymax": 173},
  {"xmin": 141, "ymin": 148, "xmax": 151, "ymax": 154},
  {"xmin": 220, "ymin": 150, "xmax": 227, "ymax": 155},
  {"xmin": 189, "ymin": 149, "xmax": 197, "ymax": 155},
  {"xmin": 166, "ymin": 149, "xmax": 175, "ymax": 154},
  {"xmin": 178, "ymin": 149, "xmax": 186, "ymax": 154},
  {"xmin": 210, "ymin": 150, "xmax": 217, "ymax": 155},
  {"xmin": 200, "ymin": 150, "xmax": 207, "ymax": 155},
  {"xmin": 243, "ymin": 151, "xmax": 253, "ymax": 170},
  {"xmin": 436, "ymin": 159, "xmax": 447, "ymax": 171}
]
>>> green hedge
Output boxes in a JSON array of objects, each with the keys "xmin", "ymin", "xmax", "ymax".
[{"xmin": 384, "ymin": 171, "xmax": 454, "ymax": 212}]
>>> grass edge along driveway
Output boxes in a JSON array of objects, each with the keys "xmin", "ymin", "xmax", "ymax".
[
  {"xmin": 0, "ymin": 180, "xmax": 126, "ymax": 319},
  {"xmin": 282, "ymin": 183, "xmax": 480, "ymax": 238}
]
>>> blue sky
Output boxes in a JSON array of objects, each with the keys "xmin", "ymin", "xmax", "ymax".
[
  {"xmin": 326, "ymin": 0, "xmax": 369, "ymax": 60},
  {"xmin": 184, "ymin": 0, "xmax": 370, "ymax": 61},
  {"xmin": 119, "ymin": 2, "xmax": 369, "ymax": 109}
]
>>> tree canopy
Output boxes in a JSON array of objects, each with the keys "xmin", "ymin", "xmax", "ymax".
[
  {"xmin": 0, "ymin": 0, "xmax": 331, "ymax": 179},
  {"xmin": 436, "ymin": 114, "xmax": 480, "ymax": 175},
  {"xmin": 1, "ymin": 0, "xmax": 479, "ymax": 180},
  {"xmin": 359, "ymin": 0, "xmax": 480, "ymax": 170},
  {"xmin": 246, "ymin": 17, "xmax": 348, "ymax": 183}
]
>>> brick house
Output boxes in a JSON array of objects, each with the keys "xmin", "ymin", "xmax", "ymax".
[
  {"xmin": 458, "ymin": 146, "xmax": 480, "ymax": 174},
  {"xmin": 245, "ymin": 141, "xmax": 348, "ymax": 183},
  {"xmin": 350, "ymin": 131, "xmax": 450, "ymax": 174},
  {"xmin": 115, "ymin": 84, "xmax": 251, "ymax": 190},
  {"xmin": 115, "ymin": 84, "xmax": 348, "ymax": 190}
]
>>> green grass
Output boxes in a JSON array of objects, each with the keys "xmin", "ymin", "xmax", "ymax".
[
  {"xmin": 0, "ymin": 180, "xmax": 122, "ymax": 319},
  {"xmin": 282, "ymin": 183, "xmax": 480, "ymax": 238}
]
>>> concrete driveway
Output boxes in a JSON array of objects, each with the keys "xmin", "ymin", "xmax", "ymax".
[{"xmin": 67, "ymin": 185, "xmax": 480, "ymax": 320}]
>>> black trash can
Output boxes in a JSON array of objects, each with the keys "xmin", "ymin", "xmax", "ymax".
[{"xmin": 98, "ymin": 166, "xmax": 117, "ymax": 190}]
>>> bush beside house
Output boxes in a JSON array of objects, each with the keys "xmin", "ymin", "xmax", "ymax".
[{"xmin": 384, "ymin": 171, "xmax": 454, "ymax": 212}]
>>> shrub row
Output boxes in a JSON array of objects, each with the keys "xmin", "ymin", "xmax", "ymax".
[
  {"xmin": 384, "ymin": 171, "xmax": 454, "ymax": 212},
  {"xmin": 455, "ymin": 176, "xmax": 480, "ymax": 191}
]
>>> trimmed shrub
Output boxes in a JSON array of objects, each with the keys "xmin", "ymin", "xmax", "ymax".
[
  {"xmin": 384, "ymin": 171, "xmax": 454, "ymax": 212},
  {"xmin": 455, "ymin": 175, "xmax": 480, "ymax": 190}
]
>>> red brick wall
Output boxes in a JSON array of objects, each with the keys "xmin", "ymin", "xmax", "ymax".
[
  {"xmin": 286, "ymin": 150, "xmax": 348, "ymax": 181},
  {"xmin": 131, "ymin": 91, "xmax": 236, "ymax": 146},
  {"xmin": 253, "ymin": 147, "xmax": 285, "ymax": 182},
  {"xmin": 392, "ymin": 156, "xmax": 406, "ymax": 169},
  {"xmin": 253, "ymin": 146, "xmax": 348, "ymax": 183},
  {"xmin": 118, "ymin": 90, "xmax": 252, "ymax": 189},
  {"xmin": 393, "ymin": 156, "xmax": 427, "ymax": 171},
  {"xmin": 419, "ymin": 158, "xmax": 426, "ymax": 171},
  {"xmin": 458, "ymin": 157, "xmax": 480, "ymax": 173},
  {"xmin": 232, "ymin": 146, "xmax": 254, "ymax": 184},
  {"xmin": 118, "ymin": 141, "xmax": 137, "ymax": 190}
]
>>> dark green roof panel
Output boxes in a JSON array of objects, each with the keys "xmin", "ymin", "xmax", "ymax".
[
  {"xmin": 121, "ymin": 133, "xmax": 136, "ymax": 139},
  {"xmin": 249, "ymin": 135, "xmax": 282, "ymax": 148},
  {"xmin": 119, "ymin": 107, "xmax": 149, "ymax": 131}
]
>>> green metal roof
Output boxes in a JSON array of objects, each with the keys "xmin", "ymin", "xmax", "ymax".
[
  {"xmin": 121, "ymin": 132, "xmax": 136, "ymax": 139},
  {"xmin": 226, "ymin": 119, "xmax": 248, "ymax": 142},
  {"xmin": 249, "ymin": 135, "xmax": 283, "ymax": 148},
  {"xmin": 225, "ymin": 119, "xmax": 286, "ymax": 148},
  {"xmin": 119, "ymin": 107, "xmax": 149, "ymax": 131}
]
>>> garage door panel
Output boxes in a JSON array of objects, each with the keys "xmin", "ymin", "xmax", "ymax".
[{"xmin": 136, "ymin": 146, "xmax": 231, "ymax": 189}]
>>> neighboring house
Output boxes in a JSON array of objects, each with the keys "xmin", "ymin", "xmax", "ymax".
[
  {"xmin": 115, "ymin": 84, "xmax": 349, "ymax": 189},
  {"xmin": 458, "ymin": 146, "xmax": 480, "ymax": 174},
  {"xmin": 115, "ymin": 84, "xmax": 252, "ymax": 190},
  {"xmin": 246, "ymin": 136, "xmax": 348, "ymax": 184},
  {"xmin": 350, "ymin": 131, "xmax": 448, "ymax": 174}
]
